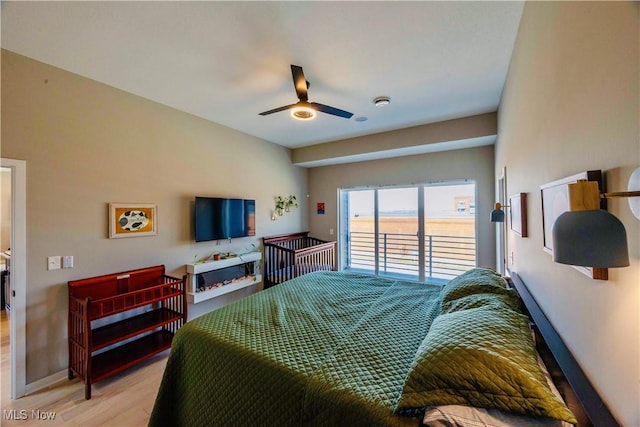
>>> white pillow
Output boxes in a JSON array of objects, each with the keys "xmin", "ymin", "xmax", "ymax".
[
  {"xmin": 423, "ymin": 405, "xmax": 572, "ymax": 427},
  {"xmin": 423, "ymin": 352, "xmax": 575, "ymax": 427}
]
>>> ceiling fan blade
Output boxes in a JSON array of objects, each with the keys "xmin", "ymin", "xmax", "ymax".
[
  {"xmin": 311, "ymin": 102, "xmax": 354, "ymax": 119},
  {"xmin": 259, "ymin": 103, "xmax": 297, "ymax": 116},
  {"xmin": 291, "ymin": 65, "xmax": 308, "ymax": 102}
]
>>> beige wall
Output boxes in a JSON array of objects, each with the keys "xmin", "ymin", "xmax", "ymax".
[
  {"xmin": 496, "ymin": 2, "xmax": 639, "ymax": 425},
  {"xmin": 1, "ymin": 50, "xmax": 309, "ymax": 382},
  {"xmin": 293, "ymin": 112, "xmax": 496, "ymax": 166},
  {"xmin": 307, "ymin": 144, "xmax": 496, "ymax": 269}
]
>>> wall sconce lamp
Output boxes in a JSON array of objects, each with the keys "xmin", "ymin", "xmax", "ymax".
[
  {"xmin": 552, "ymin": 168, "xmax": 640, "ymax": 268},
  {"xmin": 490, "ymin": 202, "xmax": 509, "ymax": 223}
]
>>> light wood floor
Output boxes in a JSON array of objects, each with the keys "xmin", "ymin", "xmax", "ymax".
[{"xmin": 1, "ymin": 310, "xmax": 168, "ymax": 426}]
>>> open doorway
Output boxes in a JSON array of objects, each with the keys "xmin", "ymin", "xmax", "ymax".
[
  {"xmin": 1, "ymin": 167, "xmax": 11, "ymax": 400},
  {"xmin": 1, "ymin": 158, "xmax": 26, "ymax": 400}
]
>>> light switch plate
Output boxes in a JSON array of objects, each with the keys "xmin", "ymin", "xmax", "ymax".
[{"xmin": 47, "ymin": 256, "xmax": 61, "ymax": 271}]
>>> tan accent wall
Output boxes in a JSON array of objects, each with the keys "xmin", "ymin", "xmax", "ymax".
[
  {"xmin": 293, "ymin": 112, "xmax": 496, "ymax": 165},
  {"xmin": 496, "ymin": 2, "xmax": 639, "ymax": 425},
  {"xmin": 1, "ymin": 49, "xmax": 309, "ymax": 383}
]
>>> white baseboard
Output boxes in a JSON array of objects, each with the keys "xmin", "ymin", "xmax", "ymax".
[{"xmin": 25, "ymin": 369, "xmax": 68, "ymax": 395}]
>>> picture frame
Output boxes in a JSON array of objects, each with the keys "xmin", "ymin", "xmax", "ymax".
[
  {"xmin": 540, "ymin": 170, "xmax": 607, "ymax": 280},
  {"xmin": 509, "ymin": 193, "xmax": 527, "ymax": 237},
  {"xmin": 109, "ymin": 203, "xmax": 157, "ymax": 239}
]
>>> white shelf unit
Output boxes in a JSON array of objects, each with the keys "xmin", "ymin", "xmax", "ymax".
[{"xmin": 185, "ymin": 251, "xmax": 262, "ymax": 304}]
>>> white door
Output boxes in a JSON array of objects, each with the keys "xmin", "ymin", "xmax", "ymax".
[{"xmin": 1, "ymin": 158, "xmax": 27, "ymax": 399}]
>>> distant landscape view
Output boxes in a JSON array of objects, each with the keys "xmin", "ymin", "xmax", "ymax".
[{"xmin": 349, "ymin": 216, "xmax": 475, "ymax": 238}]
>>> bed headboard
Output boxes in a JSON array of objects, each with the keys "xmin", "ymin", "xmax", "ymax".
[{"xmin": 508, "ymin": 272, "xmax": 619, "ymax": 427}]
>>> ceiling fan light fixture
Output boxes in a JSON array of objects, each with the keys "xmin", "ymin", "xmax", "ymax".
[
  {"xmin": 291, "ymin": 105, "xmax": 316, "ymax": 120},
  {"xmin": 373, "ymin": 96, "xmax": 391, "ymax": 107},
  {"xmin": 260, "ymin": 65, "xmax": 352, "ymax": 120}
]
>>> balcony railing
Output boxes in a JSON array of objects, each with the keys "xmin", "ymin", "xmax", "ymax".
[{"xmin": 347, "ymin": 231, "xmax": 476, "ymax": 281}]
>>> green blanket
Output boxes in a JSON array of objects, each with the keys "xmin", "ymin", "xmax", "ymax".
[{"xmin": 148, "ymin": 271, "xmax": 442, "ymax": 427}]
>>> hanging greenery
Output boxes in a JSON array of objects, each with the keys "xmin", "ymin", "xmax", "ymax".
[{"xmin": 273, "ymin": 195, "xmax": 298, "ymax": 220}]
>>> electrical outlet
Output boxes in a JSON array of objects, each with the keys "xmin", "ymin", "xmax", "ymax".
[{"xmin": 47, "ymin": 256, "xmax": 61, "ymax": 271}]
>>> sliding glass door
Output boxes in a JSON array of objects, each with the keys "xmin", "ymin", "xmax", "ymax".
[
  {"xmin": 340, "ymin": 181, "xmax": 476, "ymax": 282},
  {"xmin": 423, "ymin": 183, "xmax": 476, "ymax": 280},
  {"xmin": 378, "ymin": 187, "xmax": 420, "ymax": 279}
]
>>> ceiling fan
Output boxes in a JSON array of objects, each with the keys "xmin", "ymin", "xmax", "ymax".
[{"xmin": 259, "ymin": 65, "xmax": 353, "ymax": 120}]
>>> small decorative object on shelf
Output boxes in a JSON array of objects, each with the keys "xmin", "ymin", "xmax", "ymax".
[{"xmin": 272, "ymin": 195, "xmax": 298, "ymax": 220}]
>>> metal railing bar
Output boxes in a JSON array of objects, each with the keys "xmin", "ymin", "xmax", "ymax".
[{"xmin": 347, "ymin": 231, "xmax": 476, "ymax": 280}]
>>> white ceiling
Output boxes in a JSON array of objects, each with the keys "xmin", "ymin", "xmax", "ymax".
[{"xmin": 1, "ymin": 1, "xmax": 524, "ymax": 149}]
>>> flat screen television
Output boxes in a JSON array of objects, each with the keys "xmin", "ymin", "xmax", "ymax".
[{"xmin": 194, "ymin": 197, "xmax": 256, "ymax": 242}]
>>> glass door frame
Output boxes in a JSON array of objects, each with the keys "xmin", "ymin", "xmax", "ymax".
[{"xmin": 339, "ymin": 180, "xmax": 477, "ymax": 282}]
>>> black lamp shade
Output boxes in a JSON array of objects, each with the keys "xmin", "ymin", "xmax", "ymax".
[
  {"xmin": 490, "ymin": 209, "xmax": 505, "ymax": 223},
  {"xmin": 552, "ymin": 210, "xmax": 629, "ymax": 268}
]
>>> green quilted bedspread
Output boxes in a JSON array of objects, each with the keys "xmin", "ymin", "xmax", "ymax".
[{"xmin": 148, "ymin": 271, "xmax": 442, "ymax": 427}]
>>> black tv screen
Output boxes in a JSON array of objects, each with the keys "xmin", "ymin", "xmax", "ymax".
[{"xmin": 194, "ymin": 197, "xmax": 256, "ymax": 242}]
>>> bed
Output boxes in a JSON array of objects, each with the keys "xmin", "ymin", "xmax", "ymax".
[
  {"xmin": 262, "ymin": 232, "xmax": 336, "ymax": 288},
  {"xmin": 148, "ymin": 268, "xmax": 618, "ymax": 427}
]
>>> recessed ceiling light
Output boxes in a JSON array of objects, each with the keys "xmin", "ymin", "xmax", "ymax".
[
  {"xmin": 373, "ymin": 96, "xmax": 391, "ymax": 107},
  {"xmin": 355, "ymin": 116, "xmax": 368, "ymax": 122}
]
